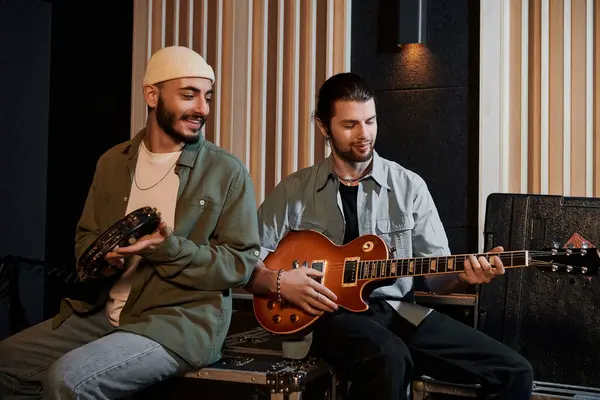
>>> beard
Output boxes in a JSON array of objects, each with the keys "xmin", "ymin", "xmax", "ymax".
[
  {"xmin": 329, "ymin": 134, "xmax": 374, "ymax": 163},
  {"xmin": 156, "ymin": 97, "xmax": 207, "ymax": 145}
]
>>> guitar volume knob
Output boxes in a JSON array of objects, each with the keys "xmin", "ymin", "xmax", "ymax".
[
  {"xmin": 290, "ymin": 314, "xmax": 298, "ymax": 323},
  {"xmin": 272, "ymin": 314, "xmax": 282, "ymax": 323},
  {"xmin": 267, "ymin": 301, "xmax": 275, "ymax": 310}
]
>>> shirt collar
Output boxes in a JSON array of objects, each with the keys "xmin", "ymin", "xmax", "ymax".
[
  {"xmin": 123, "ymin": 127, "xmax": 204, "ymax": 168},
  {"xmin": 316, "ymin": 150, "xmax": 390, "ymax": 191}
]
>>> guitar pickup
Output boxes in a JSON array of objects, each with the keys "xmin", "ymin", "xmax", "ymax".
[{"xmin": 311, "ymin": 261, "xmax": 325, "ymax": 283}]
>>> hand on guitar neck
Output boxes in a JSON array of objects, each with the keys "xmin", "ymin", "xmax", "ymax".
[
  {"xmin": 460, "ymin": 246, "xmax": 505, "ymax": 283},
  {"xmin": 427, "ymin": 245, "xmax": 505, "ymax": 295}
]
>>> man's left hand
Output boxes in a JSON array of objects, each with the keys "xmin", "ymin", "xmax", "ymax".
[
  {"xmin": 106, "ymin": 221, "xmax": 172, "ymax": 258},
  {"xmin": 458, "ymin": 246, "xmax": 505, "ymax": 284}
]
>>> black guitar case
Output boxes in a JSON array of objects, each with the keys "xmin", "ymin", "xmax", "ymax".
[{"xmin": 479, "ymin": 193, "xmax": 600, "ymax": 389}]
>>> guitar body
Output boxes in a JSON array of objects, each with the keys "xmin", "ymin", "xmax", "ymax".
[{"xmin": 253, "ymin": 230, "xmax": 389, "ymax": 335}]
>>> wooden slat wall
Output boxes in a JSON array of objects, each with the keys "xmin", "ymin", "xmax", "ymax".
[
  {"xmin": 130, "ymin": 0, "xmax": 352, "ymax": 205},
  {"xmin": 480, "ymin": 0, "xmax": 597, "ymax": 250},
  {"xmin": 505, "ymin": 0, "xmax": 598, "ymax": 197}
]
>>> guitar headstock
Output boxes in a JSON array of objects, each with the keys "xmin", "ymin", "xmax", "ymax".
[{"xmin": 530, "ymin": 247, "xmax": 600, "ymax": 277}]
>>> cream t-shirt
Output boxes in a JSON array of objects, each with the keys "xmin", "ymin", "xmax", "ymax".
[{"xmin": 105, "ymin": 140, "xmax": 181, "ymax": 326}]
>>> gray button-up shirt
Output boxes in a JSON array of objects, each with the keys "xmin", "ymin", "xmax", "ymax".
[{"xmin": 257, "ymin": 151, "xmax": 450, "ymax": 338}]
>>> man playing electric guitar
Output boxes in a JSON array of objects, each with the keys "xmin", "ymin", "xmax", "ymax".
[{"xmin": 244, "ymin": 73, "xmax": 533, "ymax": 400}]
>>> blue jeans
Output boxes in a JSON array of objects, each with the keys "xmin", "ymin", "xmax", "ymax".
[{"xmin": 0, "ymin": 310, "xmax": 193, "ymax": 399}]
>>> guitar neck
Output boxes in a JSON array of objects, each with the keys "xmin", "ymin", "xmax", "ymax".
[{"xmin": 354, "ymin": 250, "xmax": 529, "ymax": 280}]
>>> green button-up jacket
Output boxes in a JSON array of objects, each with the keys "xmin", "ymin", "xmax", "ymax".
[{"xmin": 53, "ymin": 128, "xmax": 261, "ymax": 369}]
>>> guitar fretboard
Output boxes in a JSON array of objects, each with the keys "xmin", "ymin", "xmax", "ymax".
[{"xmin": 349, "ymin": 251, "xmax": 529, "ymax": 280}]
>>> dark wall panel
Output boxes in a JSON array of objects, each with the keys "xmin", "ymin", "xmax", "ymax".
[
  {"xmin": 0, "ymin": 0, "xmax": 52, "ymax": 260},
  {"xmin": 351, "ymin": 0, "xmax": 470, "ymax": 91},
  {"xmin": 42, "ymin": 0, "xmax": 134, "ymax": 319},
  {"xmin": 45, "ymin": 0, "xmax": 134, "ymax": 266},
  {"xmin": 0, "ymin": 0, "xmax": 52, "ymax": 339},
  {"xmin": 374, "ymin": 88, "xmax": 470, "ymax": 228},
  {"xmin": 351, "ymin": 0, "xmax": 479, "ymax": 255}
]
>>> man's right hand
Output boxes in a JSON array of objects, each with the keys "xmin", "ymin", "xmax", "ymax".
[
  {"xmin": 101, "ymin": 246, "xmax": 125, "ymax": 276},
  {"xmin": 279, "ymin": 268, "xmax": 338, "ymax": 316}
]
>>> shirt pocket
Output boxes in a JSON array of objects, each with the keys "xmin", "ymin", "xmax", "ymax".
[
  {"xmin": 179, "ymin": 196, "xmax": 219, "ymax": 215},
  {"xmin": 374, "ymin": 213, "xmax": 415, "ymax": 256},
  {"xmin": 176, "ymin": 196, "xmax": 220, "ymax": 238}
]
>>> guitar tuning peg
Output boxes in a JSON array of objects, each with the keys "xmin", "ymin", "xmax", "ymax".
[
  {"xmin": 580, "ymin": 249, "xmax": 587, "ymax": 256},
  {"xmin": 566, "ymin": 265, "xmax": 573, "ymax": 273},
  {"xmin": 566, "ymin": 249, "xmax": 572, "ymax": 255},
  {"xmin": 581, "ymin": 267, "xmax": 588, "ymax": 274},
  {"xmin": 551, "ymin": 249, "xmax": 558, "ymax": 256},
  {"xmin": 551, "ymin": 264, "xmax": 559, "ymax": 272}
]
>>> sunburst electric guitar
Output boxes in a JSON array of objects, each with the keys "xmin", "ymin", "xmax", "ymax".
[{"xmin": 253, "ymin": 230, "xmax": 600, "ymax": 335}]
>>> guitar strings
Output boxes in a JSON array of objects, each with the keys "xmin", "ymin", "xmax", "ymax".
[
  {"xmin": 280, "ymin": 250, "xmax": 584, "ymax": 265},
  {"xmin": 290, "ymin": 251, "xmax": 590, "ymax": 272},
  {"xmin": 300, "ymin": 261, "xmax": 582, "ymax": 275},
  {"xmin": 311, "ymin": 251, "xmax": 583, "ymax": 264}
]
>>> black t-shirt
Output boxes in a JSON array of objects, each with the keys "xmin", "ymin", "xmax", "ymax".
[{"xmin": 338, "ymin": 183, "xmax": 359, "ymax": 244}]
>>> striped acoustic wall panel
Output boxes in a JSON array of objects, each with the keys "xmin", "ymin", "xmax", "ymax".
[
  {"xmin": 479, "ymin": 0, "xmax": 599, "ymax": 250},
  {"xmin": 129, "ymin": 0, "xmax": 351, "ymax": 205}
]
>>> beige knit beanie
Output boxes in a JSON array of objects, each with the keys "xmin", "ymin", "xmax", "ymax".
[{"xmin": 142, "ymin": 46, "xmax": 215, "ymax": 86}]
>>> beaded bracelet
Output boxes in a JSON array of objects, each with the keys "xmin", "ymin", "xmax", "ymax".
[{"xmin": 276, "ymin": 269, "xmax": 284, "ymax": 303}]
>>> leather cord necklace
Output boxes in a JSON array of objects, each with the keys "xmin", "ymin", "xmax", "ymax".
[{"xmin": 334, "ymin": 164, "xmax": 372, "ymax": 184}]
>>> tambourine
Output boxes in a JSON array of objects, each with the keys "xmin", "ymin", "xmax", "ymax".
[{"xmin": 78, "ymin": 206, "xmax": 161, "ymax": 279}]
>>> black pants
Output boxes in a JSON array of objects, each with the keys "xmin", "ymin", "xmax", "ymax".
[{"xmin": 311, "ymin": 299, "xmax": 533, "ymax": 400}]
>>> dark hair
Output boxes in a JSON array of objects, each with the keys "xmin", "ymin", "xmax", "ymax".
[{"xmin": 313, "ymin": 72, "xmax": 376, "ymax": 133}]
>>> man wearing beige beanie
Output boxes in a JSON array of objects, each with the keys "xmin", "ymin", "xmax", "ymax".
[{"xmin": 0, "ymin": 46, "xmax": 261, "ymax": 399}]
